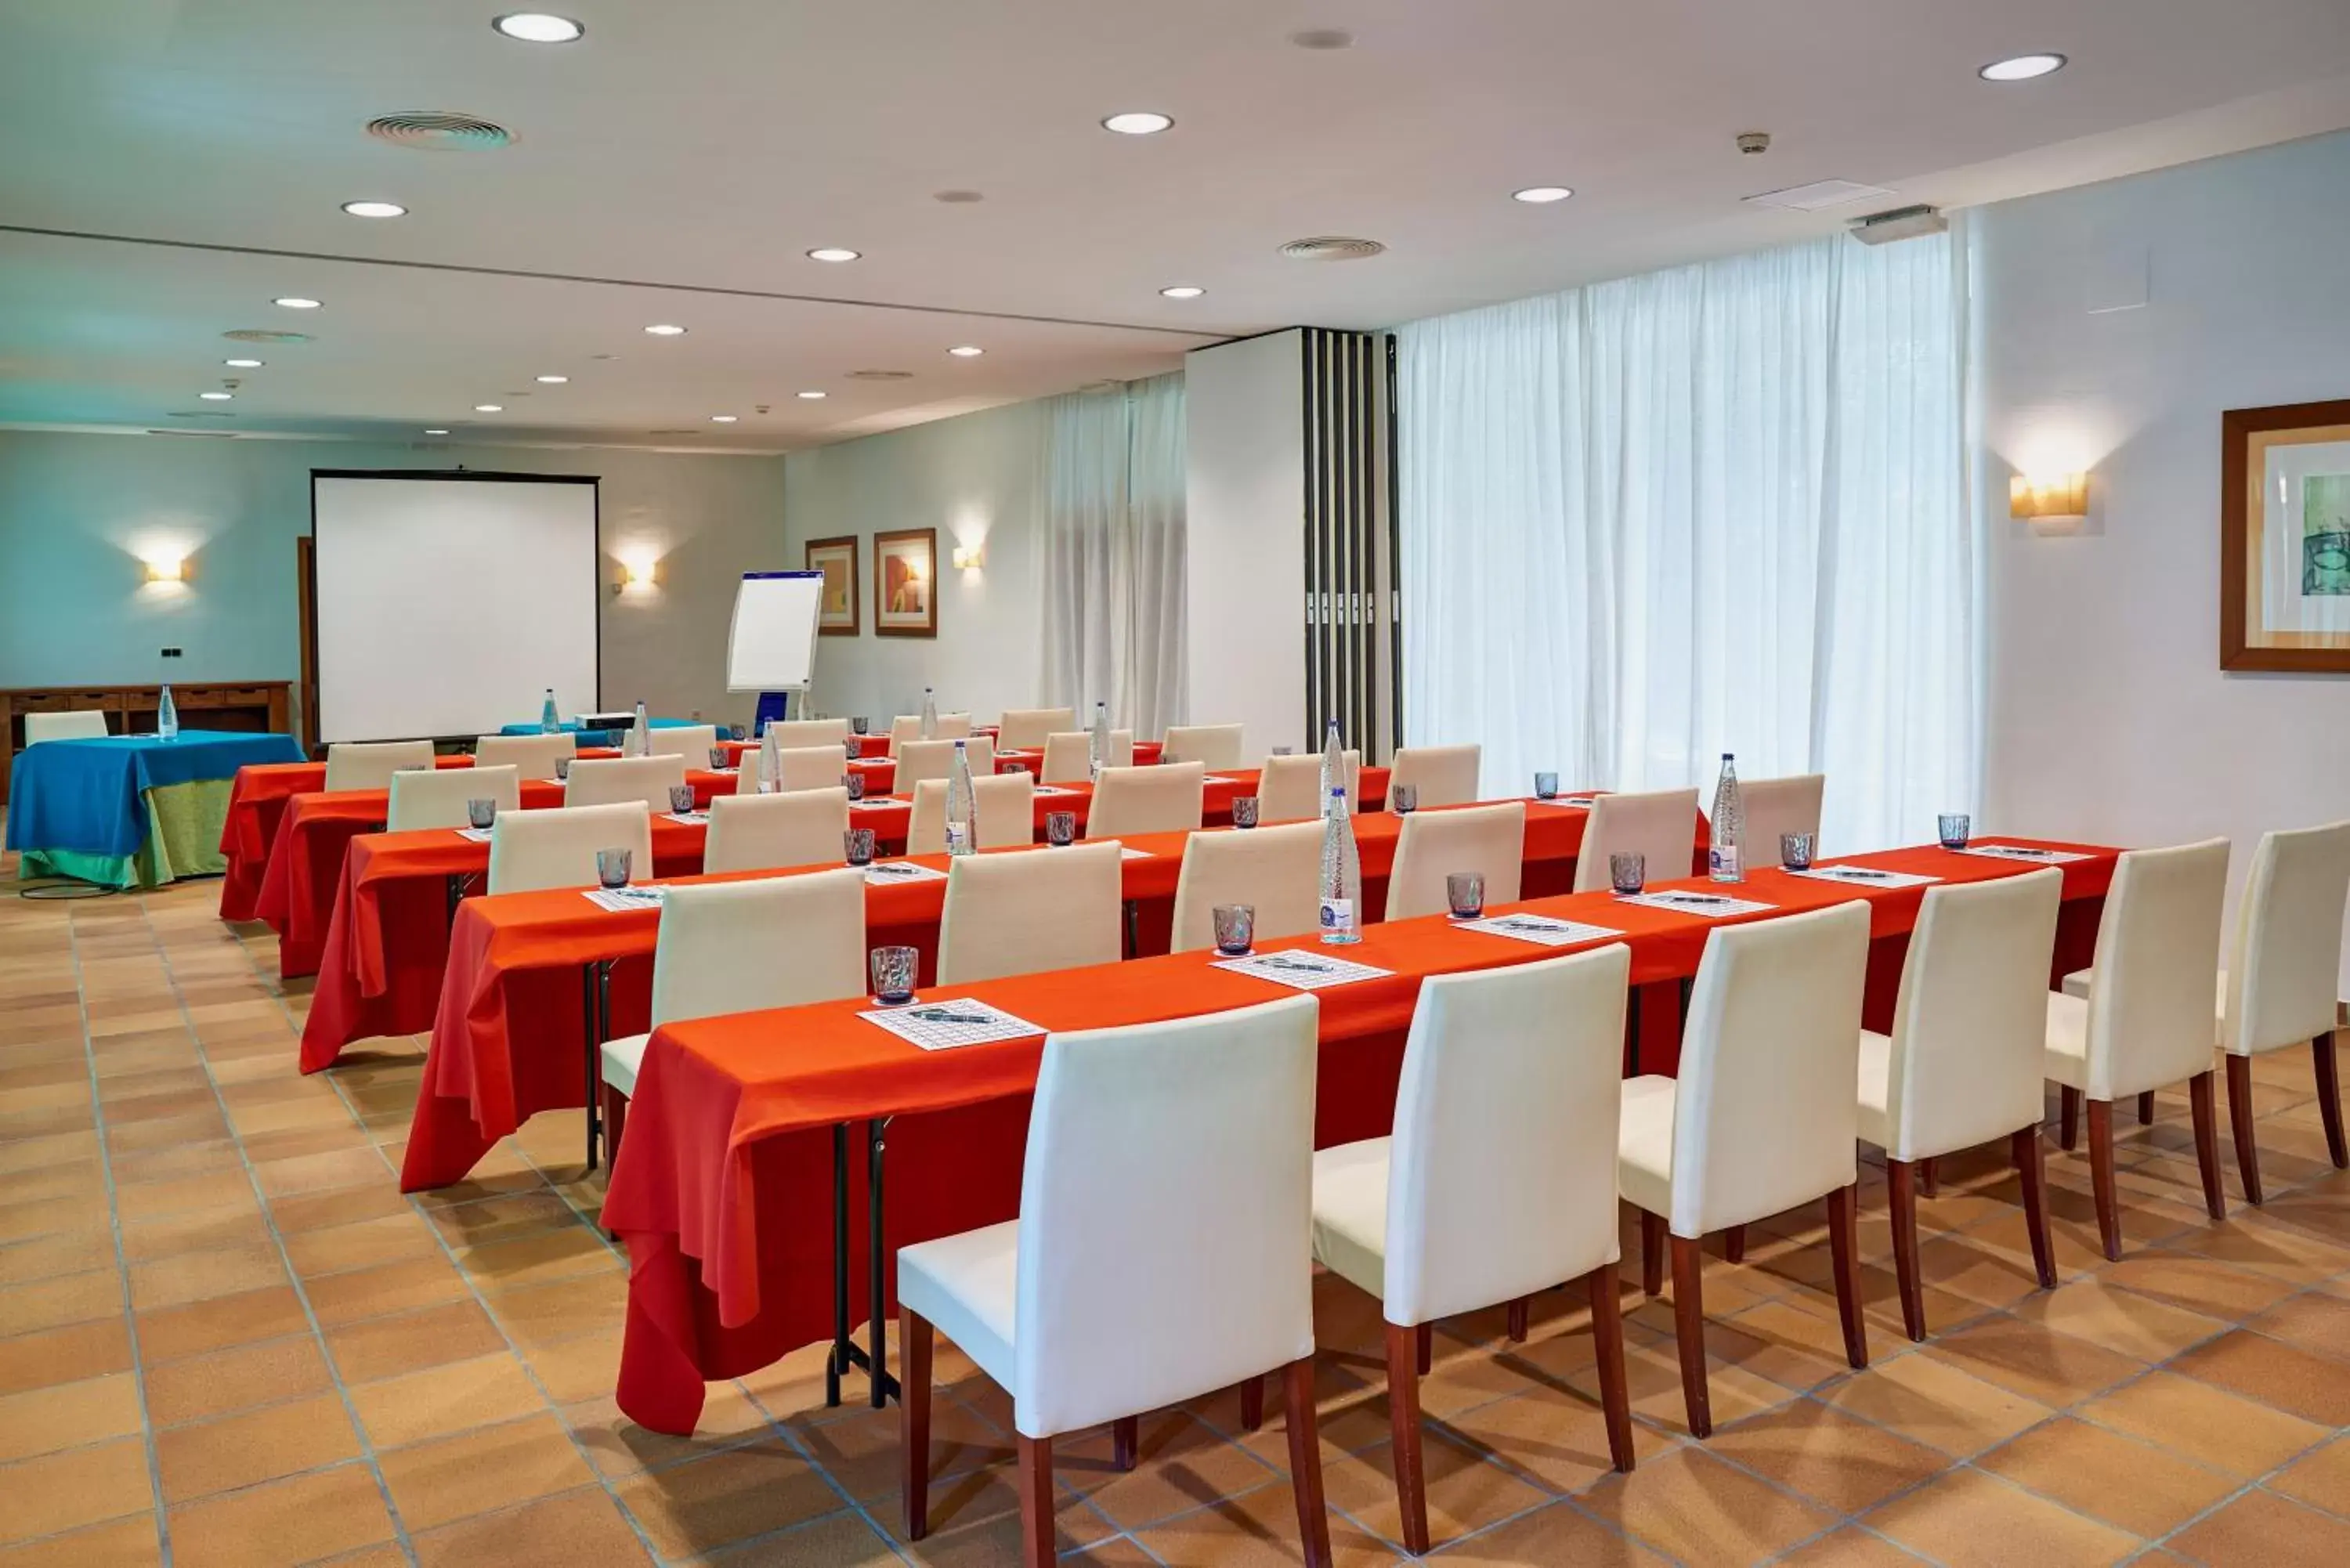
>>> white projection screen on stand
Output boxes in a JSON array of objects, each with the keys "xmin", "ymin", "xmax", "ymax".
[{"xmin": 312, "ymin": 471, "xmax": 601, "ymax": 743}]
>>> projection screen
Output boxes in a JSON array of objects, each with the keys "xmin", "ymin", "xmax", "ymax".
[{"xmin": 312, "ymin": 471, "xmax": 600, "ymax": 744}]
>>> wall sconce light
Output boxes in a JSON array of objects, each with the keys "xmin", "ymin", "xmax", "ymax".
[
  {"xmin": 951, "ymin": 542, "xmax": 985, "ymax": 570},
  {"xmin": 145, "ymin": 555, "xmax": 186, "ymax": 583},
  {"xmin": 618, "ymin": 558, "xmax": 659, "ymax": 594},
  {"xmin": 2010, "ymin": 472, "xmax": 2088, "ymax": 533}
]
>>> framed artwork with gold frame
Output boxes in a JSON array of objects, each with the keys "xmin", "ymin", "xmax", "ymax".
[
  {"xmin": 873, "ymin": 527, "xmax": 938, "ymax": 638},
  {"xmin": 805, "ymin": 536, "xmax": 859, "ymax": 636},
  {"xmin": 2223, "ymin": 398, "xmax": 2350, "ymax": 672}
]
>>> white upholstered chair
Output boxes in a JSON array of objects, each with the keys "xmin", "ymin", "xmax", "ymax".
[
  {"xmin": 888, "ymin": 713, "xmax": 972, "ymax": 755},
  {"xmin": 1259, "ymin": 751, "xmax": 1358, "ymax": 824},
  {"xmin": 486, "ymin": 802, "xmax": 653, "ymax": 895},
  {"xmin": 1086, "ymin": 761, "xmax": 1204, "ymax": 840},
  {"xmin": 996, "ymin": 708, "xmax": 1076, "ymax": 751},
  {"xmin": 1170, "ymin": 822, "xmax": 1323, "ymax": 952},
  {"xmin": 2219, "ymin": 823, "xmax": 2350, "ymax": 1195},
  {"xmin": 1388, "ymin": 745, "xmax": 1481, "ymax": 810},
  {"xmin": 388, "ymin": 764, "xmax": 520, "ymax": 833},
  {"xmin": 896, "ymin": 736, "xmax": 994, "ymax": 792},
  {"xmin": 1859, "ymin": 869, "xmax": 2064, "ymax": 1339},
  {"xmin": 907, "ymin": 772, "xmax": 1036, "ymax": 854},
  {"xmin": 898, "ymin": 996, "xmax": 1331, "ymax": 1568},
  {"xmin": 765, "ymin": 717, "xmax": 848, "ymax": 750},
  {"xmin": 1311, "ymin": 948, "xmax": 1636, "ymax": 1551},
  {"xmin": 644, "ymin": 723, "xmax": 721, "ymax": 762},
  {"xmin": 596, "ymin": 870, "xmax": 866, "ymax": 1158},
  {"xmin": 1160, "ymin": 724, "xmax": 1245, "ymax": 770},
  {"xmin": 1573, "ymin": 789, "xmax": 1701, "ymax": 893},
  {"xmin": 474, "ymin": 732, "xmax": 574, "ymax": 776},
  {"xmin": 936, "ymin": 840, "xmax": 1123, "ymax": 985},
  {"xmin": 1039, "ymin": 729, "xmax": 1133, "ymax": 784},
  {"xmin": 23, "ymin": 710, "xmax": 109, "ymax": 745},
  {"xmin": 564, "ymin": 754, "xmax": 688, "ymax": 811},
  {"xmin": 1618, "ymin": 899, "xmax": 1871, "ymax": 1436},
  {"xmin": 702, "ymin": 788, "xmax": 849, "ymax": 874},
  {"xmin": 1384, "ymin": 803, "xmax": 1526, "ymax": 921},
  {"xmin": 2044, "ymin": 838, "xmax": 2232, "ymax": 1258},
  {"xmin": 1741, "ymin": 774, "xmax": 1826, "ymax": 867},
  {"xmin": 324, "ymin": 739, "xmax": 435, "ymax": 792},
  {"xmin": 767, "ymin": 745, "xmax": 850, "ymax": 795}
]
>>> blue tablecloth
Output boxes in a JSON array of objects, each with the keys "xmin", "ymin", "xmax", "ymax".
[
  {"xmin": 496, "ymin": 717, "xmax": 703, "ymax": 749},
  {"xmin": 7, "ymin": 731, "xmax": 306, "ymax": 858}
]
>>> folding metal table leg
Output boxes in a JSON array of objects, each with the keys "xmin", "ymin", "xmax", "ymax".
[
  {"xmin": 580, "ymin": 966, "xmax": 598, "ymax": 1172},
  {"xmin": 866, "ymin": 1116, "xmax": 900, "ymax": 1407}
]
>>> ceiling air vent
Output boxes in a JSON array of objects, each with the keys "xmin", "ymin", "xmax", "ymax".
[
  {"xmin": 1280, "ymin": 236, "xmax": 1386, "ymax": 262},
  {"xmin": 646, "ymin": 429, "xmax": 701, "ymax": 436},
  {"xmin": 1744, "ymin": 179, "xmax": 1894, "ymax": 212},
  {"xmin": 222, "ymin": 329, "xmax": 312, "ymax": 345},
  {"xmin": 847, "ymin": 369, "xmax": 915, "ymax": 381},
  {"xmin": 147, "ymin": 428, "xmax": 237, "ymax": 437},
  {"xmin": 366, "ymin": 112, "xmax": 515, "ymax": 151}
]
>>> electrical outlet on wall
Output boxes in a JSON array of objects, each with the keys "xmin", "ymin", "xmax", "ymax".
[{"xmin": 159, "ymin": 647, "xmax": 183, "ymax": 659}]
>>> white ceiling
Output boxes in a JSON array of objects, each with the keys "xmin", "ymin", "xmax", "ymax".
[{"xmin": 4, "ymin": 0, "xmax": 2348, "ymax": 453}]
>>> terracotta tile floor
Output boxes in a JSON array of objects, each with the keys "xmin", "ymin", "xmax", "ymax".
[{"xmin": 3, "ymin": 858, "xmax": 2348, "ymax": 1565}]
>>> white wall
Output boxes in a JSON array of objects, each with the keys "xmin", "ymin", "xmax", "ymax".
[
  {"xmin": 0, "ymin": 430, "xmax": 787, "ymax": 732},
  {"xmin": 780, "ymin": 399, "xmax": 1047, "ymax": 728},
  {"xmin": 1184, "ymin": 331, "xmax": 1307, "ymax": 753},
  {"xmin": 1976, "ymin": 129, "xmax": 2350, "ymax": 979}
]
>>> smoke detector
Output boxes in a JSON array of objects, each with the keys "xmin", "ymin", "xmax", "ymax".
[
  {"xmin": 365, "ymin": 112, "xmax": 515, "ymax": 151},
  {"xmin": 1279, "ymin": 236, "xmax": 1386, "ymax": 262},
  {"xmin": 1737, "ymin": 132, "xmax": 1771, "ymax": 156}
]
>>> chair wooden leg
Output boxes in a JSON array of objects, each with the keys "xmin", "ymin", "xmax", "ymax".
[
  {"xmin": 1885, "ymin": 1160, "xmax": 1927, "ymax": 1342},
  {"xmin": 1238, "ymin": 1375, "xmax": 1264, "ymax": 1432},
  {"xmin": 1641, "ymin": 1209, "xmax": 1665, "ymax": 1296},
  {"xmin": 1827, "ymin": 1183, "xmax": 1869, "ymax": 1369},
  {"xmin": 2059, "ymin": 1086, "xmax": 2081, "ymax": 1151},
  {"xmin": 2012, "ymin": 1126, "xmax": 2059, "ymax": 1290},
  {"xmin": 1506, "ymin": 1297, "xmax": 1530, "ymax": 1342},
  {"xmin": 1668, "ymin": 1235, "xmax": 1712, "ymax": 1439},
  {"xmin": 2225, "ymin": 1053, "xmax": 2264, "ymax": 1205},
  {"xmin": 2318, "ymin": 1031, "xmax": 2348, "ymax": 1169},
  {"xmin": 1112, "ymin": 1415, "xmax": 1138, "ymax": 1472},
  {"xmin": 900, "ymin": 1308, "xmax": 934, "ymax": 1539},
  {"xmin": 2189, "ymin": 1071, "xmax": 2227, "ymax": 1222},
  {"xmin": 1014, "ymin": 1434, "xmax": 1054, "ymax": 1568},
  {"xmin": 1918, "ymin": 1158, "xmax": 1939, "ymax": 1200},
  {"xmin": 1382, "ymin": 1324, "xmax": 1430, "ymax": 1556},
  {"xmin": 2138, "ymin": 1089, "xmax": 2157, "ymax": 1125},
  {"xmin": 1723, "ymin": 1225, "xmax": 1746, "ymax": 1264},
  {"xmin": 1284, "ymin": 1355, "xmax": 1334, "ymax": 1568},
  {"xmin": 1415, "ymin": 1322, "xmax": 1433, "ymax": 1377},
  {"xmin": 1585, "ymin": 1264, "xmax": 1635, "ymax": 1473},
  {"xmin": 2087, "ymin": 1099, "xmax": 2122, "ymax": 1262}
]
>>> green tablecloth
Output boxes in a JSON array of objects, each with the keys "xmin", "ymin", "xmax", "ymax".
[{"xmin": 17, "ymin": 777, "xmax": 237, "ymax": 890}]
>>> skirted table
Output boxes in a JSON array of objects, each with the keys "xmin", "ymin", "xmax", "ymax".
[
  {"xmin": 7, "ymin": 730, "xmax": 306, "ymax": 888},
  {"xmin": 498, "ymin": 717, "xmax": 706, "ymax": 749}
]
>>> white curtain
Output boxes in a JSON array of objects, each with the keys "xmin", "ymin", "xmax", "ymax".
[
  {"xmin": 1397, "ymin": 227, "xmax": 1972, "ymax": 852},
  {"xmin": 1040, "ymin": 372, "xmax": 1188, "ymax": 736}
]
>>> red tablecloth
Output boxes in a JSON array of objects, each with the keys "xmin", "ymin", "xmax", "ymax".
[
  {"xmin": 602, "ymin": 838, "xmax": 2113, "ymax": 1433},
  {"xmin": 722, "ymin": 735, "xmax": 892, "ymax": 765},
  {"xmin": 219, "ymin": 758, "xmax": 468, "ymax": 921},
  {"xmin": 396, "ymin": 797, "xmax": 1617, "ymax": 1191}
]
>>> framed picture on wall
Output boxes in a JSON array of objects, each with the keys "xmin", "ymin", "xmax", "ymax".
[
  {"xmin": 873, "ymin": 528, "xmax": 938, "ymax": 638},
  {"xmin": 2222, "ymin": 398, "xmax": 2350, "ymax": 672},
  {"xmin": 806, "ymin": 536, "xmax": 859, "ymax": 636}
]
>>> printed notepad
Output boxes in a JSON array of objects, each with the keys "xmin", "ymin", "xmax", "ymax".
[
  {"xmin": 1954, "ymin": 844, "xmax": 2092, "ymax": 865},
  {"xmin": 455, "ymin": 826, "xmax": 494, "ymax": 843},
  {"xmin": 1614, "ymin": 890, "xmax": 1777, "ymax": 919},
  {"xmin": 1789, "ymin": 865, "xmax": 1940, "ymax": 889},
  {"xmin": 661, "ymin": 811, "xmax": 707, "ymax": 826},
  {"xmin": 1212, "ymin": 949, "xmax": 1393, "ymax": 991},
  {"xmin": 584, "ymin": 886, "xmax": 667, "ymax": 912},
  {"xmin": 861, "ymin": 999, "xmax": 1043, "ymax": 1052},
  {"xmin": 863, "ymin": 862, "xmax": 947, "ymax": 885},
  {"xmin": 1455, "ymin": 913, "xmax": 1624, "ymax": 947}
]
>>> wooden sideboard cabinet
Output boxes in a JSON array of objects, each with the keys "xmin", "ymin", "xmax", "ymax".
[{"xmin": 1, "ymin": 681, "xmax": 296, "ymax": 805}]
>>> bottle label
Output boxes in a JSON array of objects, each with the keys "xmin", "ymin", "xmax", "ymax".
[
  {"xmin": 1318, "ymin": 898, "xmax": 1354, "ymax": 933},
  {"xmin": 945, "ymin": 823, "xmax": 969, "ymax": 855},
  {"xmin": 1709, "ymin": 846, "xmax": 1742, "ymax": 880}
]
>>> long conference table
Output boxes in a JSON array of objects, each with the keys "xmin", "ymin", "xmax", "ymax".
[{"xmin": 584, "ymin": 835, "xmax": 2114, "ymax": 1435}]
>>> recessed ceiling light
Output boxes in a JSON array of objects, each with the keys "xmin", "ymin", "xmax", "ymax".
[
  {"xmin": 947, "ymin": 345, "xmax": 985, "ymax": 357},
  {"xmin": 710, "ymin": 414, "xmax": 738, "ymax": 423},
  {"xmin": 493, "ymin": 13, "xmax": 584, "ymax": 44},
  {"xmin": 273, "ymin": 297, "xmax": 322, "ymax": 309},
  {"xmin": 807, "ymin": 247, "xmax": 861, "ymax": 263},
  {"xmin": 797, "ymin": 390, "xmax": 827, "ymax": 399},
  {"xmin": 474, "ymin": 403, "xmax": 503, "ymax": 413},
  {"xmin": 535, "ymin": 374, "xmax": 569, "ymax": 384},
  {"xmin": 424, "ymin": 428, "xmax": 450, "ymax": 435},
  {"xmin": 1513, "ymin": 186, "xmax": 1573, "ymax": 204},
  {"xmin": 1979, "ymin": 52, "xmax": 2066, "ymax": 81},
  {"xmin": 1159, "ymin": 285, "xmax": 1205, "ymax": 299},
  {"xmin": 340, "ymin": 200, "xmax": 406, "ymax": 219},
  {"xmin": 644, "ymin": 323, "xmax": 686, "ymax": 336},
  {"xmin": 199, "ymin": 391, "xmax": 233, "ymax": 400},
  {"xmin": 223, "ymin": 358, "xmax": 264, "ymax": 368},
  {"xmin": 1101, "ymin": 111, "xmax": 1173, "ymax": 135}
]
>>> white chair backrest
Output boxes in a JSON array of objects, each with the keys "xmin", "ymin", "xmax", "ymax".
[
  {"xmin": 645, "ymin": 724, "xmax": 721, "ymax": 762},
  {"xmin": 1385, "ymin": 803, "xmax": 1527, "ymax": 920},
  {"xmin": 474, "ymin": 733, "xmax": 575, "ymax": 775},
  {"xmin": 897, "ymin": 736, "xmax": 994, "ymax": 791},
  {"xmin": 2228, "ymin": 821, "xmax": 2350, "ymax": 1057},
  {"xmin": 388, "ymin": 764, "xmax": 520, "ymax": 833},
  {"xmin": 23, "ymin": 710, "xmax": 109, "ymax": 745},
  {"xmin": 1013, "ymin": 995, "xmax": 1320, "ymax": 1437},
  {"xmin": 770, "ymin": 746, "xmax": 849, "ymax": 794},
  {"xmin": 1039, "ymin": 729, "xmax": 1133, "ymax": 784},
  {"xmin": 1161, "ymin": 724, "xmax": 1245, "ymax": 770},
  {"xmin": 1669, "ymin": 900, "xmax": 1870, "ymax": 1236},
  {"xmin": 1389, "ymin": 745, "xmax": 1481, "ymax": 809},
  {"xmin": 765, "ymin": 717, "xmax": 848, "ymax": 750},
  {"xmin": 1170, "ymin": 822, "xmax": 1324, "ymax": 952},
  {"xmin": 938, "ymin": 840, "xmax": 1123, "ymax": 985},
  {"xmin": 1883, "ymin": 870, "xmax": 2063, "ymax": 1162},
  {"xmin": 997, "ymin": 708, "xmax": 1076, "ymax": 751},
  {"xmin": 563, "ymin": 754, "xmax": 688, "ymax": 811},
  {"xmin": 1386, "ymin": 946, "xmax": 1630, "ymax": 1324},
  {"xmin": 1087, "ymin": 761, "xmax": 1205, "ymax": 839},
  {"xmin": 647, "ymin": 871, "xmax": 866, "ymax": 1029},
  {"xmin": 1574, "ymin": 788, "xmax": 1701, "ymax": 893},
  {"xmin": 2082, "ymin": 839, "xmax": 2232, "ymax": 1100},
  {"xmin": 888, "ymin": 713, "xmax": 973, "ymax": 754},
  {"xmin": 1741, "ymin": 774, "xmax": 1826, "ymax": 865},
  {"xmin": 324, "ymin": 740, "xmax": 435, "ymax": 793},
  {"xmin": 702, "ymin": 788, "xmax": 848, "ymax": 874},
  {"xmin": 1259, "ymin": 751, "xmax": 1359, "ymax": 824},
  {"xmin": 908, "ymin": 773, "xmax": 1036, "ymax": 855},
  {"xmin": 486, "ymin": 802, "xmax": 653, "ymax": 895}
]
